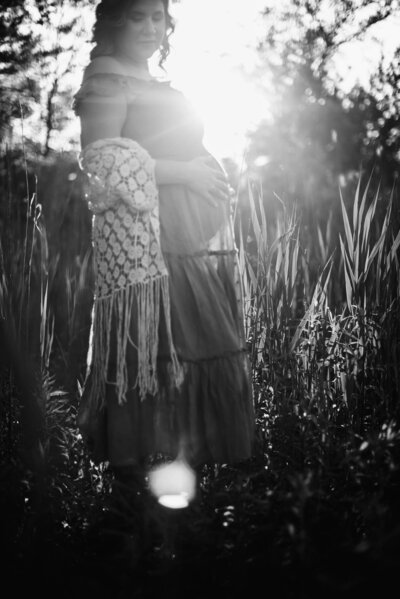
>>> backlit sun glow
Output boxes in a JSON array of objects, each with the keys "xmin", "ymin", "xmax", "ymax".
[
  {"xmin": 20, "ymin": 0, "xmax": 399, "ymax": 159},
  {"xmin": 163, "ymin": 0, "xmax": 269, "ymax": 161}
]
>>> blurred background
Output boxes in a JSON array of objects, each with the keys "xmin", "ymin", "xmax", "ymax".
[
  {"xmin": 1, "ymin": 2, "xmax": 400, "ymax": 595},
  {"xmin": 1, "ymin": 0, "xmax": 398, "ymax": 372}
]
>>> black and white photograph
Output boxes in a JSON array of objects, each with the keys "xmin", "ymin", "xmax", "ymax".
[{"xmin": 1, "ymin": 1, "xmax": 399, "ymax": 597}]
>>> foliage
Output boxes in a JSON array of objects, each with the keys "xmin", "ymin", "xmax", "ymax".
[
  {"xmin": 1, "ymin": 129, "xmax": 400, "ymax": 595},
  {"xmin": 0, "ymin": 0, "xmax": 96, "ymax": 153},
  {"xmin": 240, "ymin": 170, "xmax": 400, "ymax": 418},
  {"xmin": 242, "ymin": 0, "xmax": 400, "ymax": 229},
  {"xmin": 1, "ymin": 2, "xmax": 400, "ymax": 588}
]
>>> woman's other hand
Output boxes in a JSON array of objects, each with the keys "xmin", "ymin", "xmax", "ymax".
[{"xmin": 186, "ymin": 156, "xmax": 231, "ymax": 206}]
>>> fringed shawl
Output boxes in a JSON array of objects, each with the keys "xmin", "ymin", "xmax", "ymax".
[{"xmin": 77, "ymin": 136, "xmax": 183, "ymax": 407}]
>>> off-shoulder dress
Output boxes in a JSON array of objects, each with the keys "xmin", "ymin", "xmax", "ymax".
[{"xmin": 72, "ymin": 70, "xmax": 255, "ymax": 467}]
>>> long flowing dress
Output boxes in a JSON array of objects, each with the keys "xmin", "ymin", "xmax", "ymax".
[{"xmin": 72, "ymin": 69, "xmax": 255, "ymax": 468}]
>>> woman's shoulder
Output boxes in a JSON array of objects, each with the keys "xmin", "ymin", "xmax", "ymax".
[
  {"xmin": 82, "ymin": 55, "xmax": 128, "ymax": 81},
  {"xmin": 72, "ymin": 57, "xmax": 130, "ymax": 116}
]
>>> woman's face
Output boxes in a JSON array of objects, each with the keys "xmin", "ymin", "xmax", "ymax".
[{"xmin": 114, "ymin": 0, "xmax": 167, "ymax": 65}]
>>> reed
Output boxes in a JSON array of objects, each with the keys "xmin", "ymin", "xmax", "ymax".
[
  {"xmin": 238, "ymin": 177, "xmax": 300, "ymax": 374},
  {"xmin": 238, "ymin": 169, "xmax": 400, "ymax": 431},
  {"xmin": 0, "ymin": 133, "xmax": 399, "ymax": 586},
  {"xmin": 0, "ymin": 140, "xmax": 102, "ymax": 537},
  {"xmin": 339, "ymin": 174, "xmax": 400, "ymax": 311}
]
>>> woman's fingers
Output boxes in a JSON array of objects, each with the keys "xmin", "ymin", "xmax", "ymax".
[
  {"xmin": 203, "ymin": 159, "xmax": 228, "ymax": 181},
  {"xmin": 202, "ymin": 193, "xmax": 218, "ymax": 207},
  {"xmin": 211, "ymin": 189, "xmax": 229, "ymax": 203},
  {"xmin": 214, "ymin": 180, "xmax": 231, "ymax": 199},
  {"xmin": 213, "ymin": 169, "xmax": 229, "ymax": 183},
  {"xmin": 188, "ymin": 155, "xmax": 231, "ymax": 204},
  {"xmin": 215, "ymin": 179, "xmax": 229, "ymax": 192}
]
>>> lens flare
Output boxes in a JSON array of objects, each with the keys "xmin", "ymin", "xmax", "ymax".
[{"xmin": 148, "ymin": 458, "xmax": 196, "ymax": 509}]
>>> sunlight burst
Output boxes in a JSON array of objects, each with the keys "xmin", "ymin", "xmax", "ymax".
[{"xmin": 163, "ymin": 0, "xmax": 269, "ymax": 160}]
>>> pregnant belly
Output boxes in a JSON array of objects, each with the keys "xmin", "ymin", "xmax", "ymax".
[{"xmin": 158, "ymin": 183, "xmax": 226, "ymax": 254}]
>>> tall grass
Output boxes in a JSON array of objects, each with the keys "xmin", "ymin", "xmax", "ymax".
[
  {"xmin": 239, "ymin": 171, "xmax": 400, "ymax": 431},
  {"xmin": 0, "ymin": 142, "xmax": 103, "ymax": 544},
  {"xmin": 339, "ymin": 173, "xmax": 400, "ymax": 311},
  {"xmin": 1, "ymin": 136, "xmax": 400, "ymax": 592},
  {"xmin": 238, "ymin": 178, "xmax": 301, "ymax": 407}
]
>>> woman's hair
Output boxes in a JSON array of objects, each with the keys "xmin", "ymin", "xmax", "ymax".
[{"xmin": 89, "ymin": 0, "xmax": 175, "ymax": 68}]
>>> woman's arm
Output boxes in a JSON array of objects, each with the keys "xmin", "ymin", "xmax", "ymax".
[
  {"xmin": 155, "ymin": 156, "xmax": 230, "ymax": 204},
  {"xmin": 80, "ymin": 108, "xmax": 229, "ymax": 202},
  {"xmin": 81, "ymin": 118, "xmax": 230, "ymax": 204},
  {"xmin": 76, "ymin": 57, "xmax": 230, "ymax": 204}
]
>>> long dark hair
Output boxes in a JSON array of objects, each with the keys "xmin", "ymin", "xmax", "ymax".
[{"xmin": 89, "ymin": 0, "xmax": 175, "ymax": 68}]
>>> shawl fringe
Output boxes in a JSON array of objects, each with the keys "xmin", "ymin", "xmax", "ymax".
[{"xmin": 87, "ymin": 274, "xmax": 183, "ymax": 408}]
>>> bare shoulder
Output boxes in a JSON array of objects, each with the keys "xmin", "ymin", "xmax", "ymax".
[{"xmin": 83, "ymin": 56, "xmax": 127, "ymax": 80}]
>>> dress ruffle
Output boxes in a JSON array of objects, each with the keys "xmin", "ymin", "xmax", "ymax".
[{"xmin": 80, "ymin": 351, "xmax": 254, "ymax": 467}]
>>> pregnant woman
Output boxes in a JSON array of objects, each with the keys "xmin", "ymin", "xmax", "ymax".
[{"xmin": 72, "ymin": 0, "xmax": 255, "ymax": 490}]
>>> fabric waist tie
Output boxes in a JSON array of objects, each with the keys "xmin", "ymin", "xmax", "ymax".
[{"xmin": 163, "ymin": 249, "xmax": 238, "ymax": 258}]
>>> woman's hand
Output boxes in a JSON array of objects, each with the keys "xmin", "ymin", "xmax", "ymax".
[{"xmin": 186, "ymin": 156, "xmax": 231, "ymax": 206}]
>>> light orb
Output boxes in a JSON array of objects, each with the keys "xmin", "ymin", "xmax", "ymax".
[{"xmin": 148, "ymin": 459, "xmax": 197, "ymax": 509}]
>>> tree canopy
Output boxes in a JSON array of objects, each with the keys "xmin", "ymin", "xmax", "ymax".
[{"xmin": 244, "ymin": 0, "xmax": 399, "ymax": 216}]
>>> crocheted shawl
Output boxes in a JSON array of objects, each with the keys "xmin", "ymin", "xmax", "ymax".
[{"xmin": 77, "ymin": 136, "xmax": 183, "ymax": 407}]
